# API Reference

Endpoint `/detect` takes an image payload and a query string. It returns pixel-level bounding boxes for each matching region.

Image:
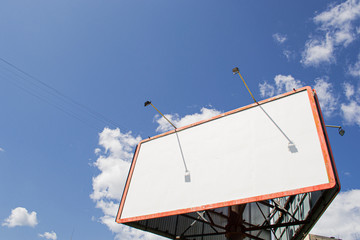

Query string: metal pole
[232,68,298,152]
[232,67,257,103]
[325,125,341,129]
[144,101,191,179]
[145,101,177,129]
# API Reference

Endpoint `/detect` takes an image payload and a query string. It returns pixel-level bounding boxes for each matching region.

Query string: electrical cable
[0,59,121,129]
[0,70,100,130]
[0,57,128,131]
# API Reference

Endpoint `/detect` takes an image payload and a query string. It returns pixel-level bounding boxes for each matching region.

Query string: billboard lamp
[326,125,345,136]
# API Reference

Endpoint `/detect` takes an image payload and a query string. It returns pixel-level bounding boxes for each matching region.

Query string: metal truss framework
[175,194,310,240]
[125,185,339,240]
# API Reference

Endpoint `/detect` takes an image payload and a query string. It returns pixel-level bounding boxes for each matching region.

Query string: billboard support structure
[116,87,340,240]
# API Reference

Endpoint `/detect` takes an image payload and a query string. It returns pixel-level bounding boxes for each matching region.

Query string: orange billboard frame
[116,86,340,225]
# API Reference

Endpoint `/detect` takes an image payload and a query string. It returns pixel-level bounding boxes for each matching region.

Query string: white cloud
[39,231,57,240]
[94,148,101,155]
[259,81,275,98]
[91,108,220,239]
[348,54,360,77]
[0,147,4,152]
[155,107,221,133]
[272,34,294,61]
[341,100,360,125]
[314,0,360,34]
[259,74,303,98]
[274,74,303,93]
[341,83,360,126]
[273,33,287,44]
[91,128,141,202]
[343,82,355,99]
[313,78,338,118]
[2,207,38,228]
[91,128,163,239]
[302,34,335,66]
[311,189,360,240]
[258,75,339,118]
[302,0,360,66]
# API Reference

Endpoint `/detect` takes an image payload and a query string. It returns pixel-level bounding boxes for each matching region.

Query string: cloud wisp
[344,82,356,99]
[302,0,360,66]
[272,33,295,61]
[2,207,38,228]
[282,49,295,61]
[273,33,287,44]
[91,108,221,239]
[39,231,57,240]
[313,77,339,118]
[341,82,360,126]
[348,54,360,77]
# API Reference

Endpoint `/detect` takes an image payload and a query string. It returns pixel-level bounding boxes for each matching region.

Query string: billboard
[116,87,339,240]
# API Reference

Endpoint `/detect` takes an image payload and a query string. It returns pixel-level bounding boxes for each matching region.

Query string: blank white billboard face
[116,87,336,223]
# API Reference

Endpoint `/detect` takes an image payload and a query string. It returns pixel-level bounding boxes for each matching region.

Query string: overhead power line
[0,57,127,131]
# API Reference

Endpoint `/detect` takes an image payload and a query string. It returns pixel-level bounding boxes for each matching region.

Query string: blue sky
[0,0,359,239]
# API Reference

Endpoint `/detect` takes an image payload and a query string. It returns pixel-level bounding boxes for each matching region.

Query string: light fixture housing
[232,67,239,74]
[338,127,345,136]
[144,101,151,107]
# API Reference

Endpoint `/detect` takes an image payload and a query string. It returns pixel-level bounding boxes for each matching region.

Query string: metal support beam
[256,202,279,240]
[244,220,309,231]
[183,231,265,240]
